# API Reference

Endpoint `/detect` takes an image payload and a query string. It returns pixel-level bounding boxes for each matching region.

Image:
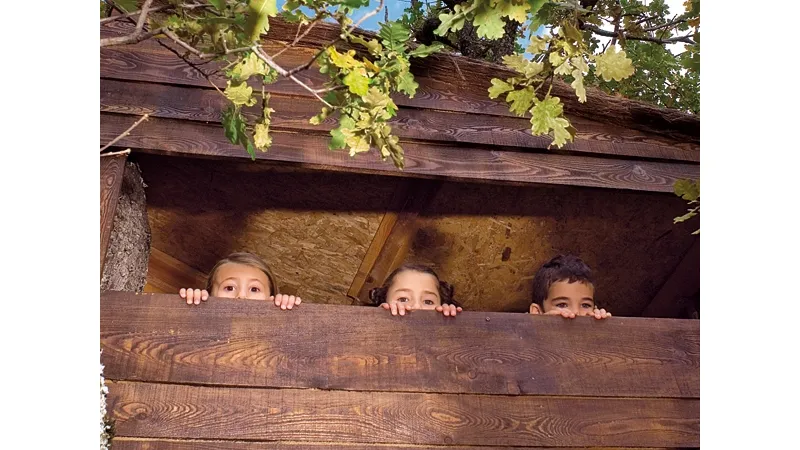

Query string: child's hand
[546,308,577,319]
[179,288,209,305]
[381,302,414,316]
[435,303,463,317]
[270,294,301,310]
[591,308,611,320]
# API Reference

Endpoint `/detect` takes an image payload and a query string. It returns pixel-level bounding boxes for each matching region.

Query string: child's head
[369,264,459,310]
[206,252,278,300]
[530,254,596,316]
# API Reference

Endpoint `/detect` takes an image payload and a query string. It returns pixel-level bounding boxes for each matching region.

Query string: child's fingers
[201,290,209,302]
[390,302,398,316]
[380,303,390,310]
[399,304,407,316]
[274,295,282,307]
[294,297,302,305]
[179,288,187,299]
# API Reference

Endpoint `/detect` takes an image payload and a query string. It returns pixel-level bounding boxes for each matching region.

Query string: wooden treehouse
[100,16,700,450]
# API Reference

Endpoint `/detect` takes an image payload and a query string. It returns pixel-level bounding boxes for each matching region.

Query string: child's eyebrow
[391,288,412,294]
[422,290,440,298]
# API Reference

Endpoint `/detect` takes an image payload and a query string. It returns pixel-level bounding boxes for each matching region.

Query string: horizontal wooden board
[101,113,699,192]
[101,292,699,398]
[107,380,699,447]
[100,75,698,162]
[100,19,699,144]
[111,437,676,450]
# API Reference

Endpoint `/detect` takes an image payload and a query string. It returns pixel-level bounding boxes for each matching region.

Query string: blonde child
[179,252,302,310]
[529,254,611,319]
[369,264,462,317]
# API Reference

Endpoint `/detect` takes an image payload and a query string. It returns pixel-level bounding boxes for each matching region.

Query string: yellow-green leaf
[526,36,549,54]
[328,48,360,70]
[595,46,635,81]
[396,71,419,97]
[549,51,564,67]
[488,78,514,99]
[554,59,572,75]
[435,3,470,36]
[343,70,369,96]
[571,69,586,103]
[497,0,529,23]
[253,121,272,149]
[570,56,589,73]
[674,179,700,201]
[506,87,535,116]
[229,52,267,82]
[245,0,277,42]
[530,95,573,148]
[502,54,543,78]
[350,36,383,55]
[224,81,257,106]
[474,6,506,39]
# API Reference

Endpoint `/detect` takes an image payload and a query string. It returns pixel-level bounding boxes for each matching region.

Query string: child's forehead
[215,263,269,281]
[548,279,594,296]
[390,270,439,291]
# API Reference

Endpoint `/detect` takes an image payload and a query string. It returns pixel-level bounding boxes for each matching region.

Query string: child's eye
[397,297,409,303]
[582,303,594,309]
[223,286,235,292]
[556,303,568,308]
[250,287,261,293]
[424,300,434,305]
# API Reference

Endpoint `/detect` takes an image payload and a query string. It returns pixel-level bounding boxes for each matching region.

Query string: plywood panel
[406,183,697,314]
[137,154,398,303]
[101,292,699,398]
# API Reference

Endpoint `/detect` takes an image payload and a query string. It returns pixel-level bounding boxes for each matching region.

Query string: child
[179,252,302,310]
[529,254,611,319]
[369,264,463,317]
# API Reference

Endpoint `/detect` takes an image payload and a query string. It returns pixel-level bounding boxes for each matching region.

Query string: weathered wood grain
[100,113,699,192]
[101,292,699,398]
[107,380,699,447]
[100,78,699,162]
[100,18,699,144]
[111,437,676,450]
[100,153,127,277]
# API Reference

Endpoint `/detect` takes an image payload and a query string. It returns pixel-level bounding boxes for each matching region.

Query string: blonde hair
[206,252,279,296]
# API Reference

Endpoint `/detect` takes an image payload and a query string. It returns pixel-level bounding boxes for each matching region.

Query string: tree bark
[101,161,151,292]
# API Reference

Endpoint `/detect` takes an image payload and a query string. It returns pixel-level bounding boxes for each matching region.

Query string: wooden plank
[112,437,675,450]
[101,292,699,398]
[348,179,441,303]
[100,113,699,193]
[107,381,699,447]
[100,19,699,144]
[100,153,127,277]
[100,78,699,162]
[143,247,208,294]
[641,238,700,318]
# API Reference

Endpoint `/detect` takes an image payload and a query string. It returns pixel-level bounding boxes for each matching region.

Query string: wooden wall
[102,292,700,449]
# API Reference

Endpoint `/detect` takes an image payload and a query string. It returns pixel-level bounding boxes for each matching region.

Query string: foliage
[673,178,699,234]
[100,0,699,172]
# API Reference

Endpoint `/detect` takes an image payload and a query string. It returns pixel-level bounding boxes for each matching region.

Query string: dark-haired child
[370,264,462,317]
[529,254,611,319]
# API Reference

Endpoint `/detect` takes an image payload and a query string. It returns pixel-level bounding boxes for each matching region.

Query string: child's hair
[531,254,593,308]
[206,252,279,296]
[368,264,460,307]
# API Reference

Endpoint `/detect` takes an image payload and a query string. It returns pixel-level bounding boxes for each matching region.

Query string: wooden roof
[100,18,700,317]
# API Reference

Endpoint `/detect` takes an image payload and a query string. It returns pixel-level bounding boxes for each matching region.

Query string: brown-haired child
[179,252,301,310]
[529,254,611,319]
[369,264,462,317]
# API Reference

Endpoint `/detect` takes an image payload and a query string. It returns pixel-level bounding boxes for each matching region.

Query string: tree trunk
[101,160,151,292]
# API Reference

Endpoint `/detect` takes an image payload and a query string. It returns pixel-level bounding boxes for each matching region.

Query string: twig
[133,0,155,36]
[155,39,225,96]
[272,18,321,59]
[100,27,165,46]
[100,114,149,152]
[642,18,687,33]
[448,55,466,82]
[285,38,341,76]
[100,4,168,24]
[349,0,385,33]
[252,46,333,108]
[100,149,132,158]
[161,28,250,59]
[313,85,347,94]
[583,23,695,45]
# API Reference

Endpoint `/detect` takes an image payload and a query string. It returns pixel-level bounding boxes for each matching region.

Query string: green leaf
[244,0,278,42]
[330,114,356,150]
[396,71,419,97]
[228,52,267,82]
[673,208,698,224]
[474,6,506,39]
[327,47,360,70]
[502,54,544,78]
[435,3,471,36]
[530,95,573,147]
[221,106,242,144]
[488,78,514,99]
[527,0,548,17]
[408,42,444,58]
[571,69,586,103]
[310,107,331,125]
[498,1,530,23]
[224,81,257,106]
[114,0,138,13]
[379,21,411,52]
[595,46,635,81]
[674,179,700,201]
[350,35,383,55]
[208,0,226,11]
[506,87,535,116]
[343,70,370,96]
[526,36,549,54]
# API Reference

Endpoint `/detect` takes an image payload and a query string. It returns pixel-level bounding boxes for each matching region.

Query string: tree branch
[100,27,165,47]
[641,18,687,33]
[252,46,333,108]
[583,23,696,45]
[285,38,341,76]
[133,0,155,36]
[272,17,322,59]
[100,4,168,24]
[349,0,385,33]
[100,114,149,152]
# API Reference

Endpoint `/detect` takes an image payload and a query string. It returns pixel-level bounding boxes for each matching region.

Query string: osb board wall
[407,183,696,315]
[139,154,696,315]
[139,154,399,303]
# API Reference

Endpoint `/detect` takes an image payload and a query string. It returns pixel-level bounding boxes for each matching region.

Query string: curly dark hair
[368,264,460,307]
[531,254,594,308]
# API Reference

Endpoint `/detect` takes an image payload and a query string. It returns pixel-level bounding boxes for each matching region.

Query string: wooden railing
[101,291,699,449]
